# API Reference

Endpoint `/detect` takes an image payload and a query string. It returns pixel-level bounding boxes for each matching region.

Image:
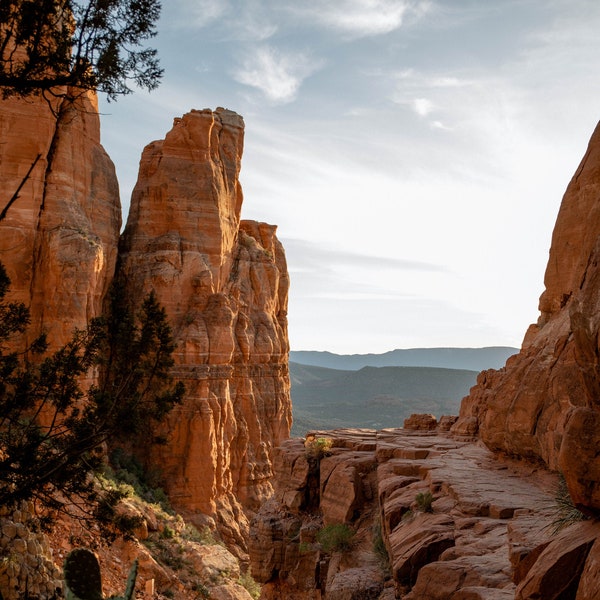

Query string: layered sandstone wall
[454,121,600,512]
[0,91,121,347]
[118,108,292,549]
[250,424,596,600]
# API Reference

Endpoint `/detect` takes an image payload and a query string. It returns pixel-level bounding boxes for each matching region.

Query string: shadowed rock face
[454,121,600,512]
[0,91,121,348]
[118,108,292,548]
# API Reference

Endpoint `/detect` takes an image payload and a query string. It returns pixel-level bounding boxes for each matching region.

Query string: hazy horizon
[98,1,600,354]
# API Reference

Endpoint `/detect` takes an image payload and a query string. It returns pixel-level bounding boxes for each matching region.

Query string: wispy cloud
[413,97,434,116]
[233,45,320,103]
[285,0,432,37]
[283,238,447,274]
[166,0,231,29]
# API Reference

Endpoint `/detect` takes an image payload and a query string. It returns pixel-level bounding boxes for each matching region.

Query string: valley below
[289,347,516,435]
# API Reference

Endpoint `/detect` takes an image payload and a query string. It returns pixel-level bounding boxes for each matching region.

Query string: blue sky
[99,0,600,353]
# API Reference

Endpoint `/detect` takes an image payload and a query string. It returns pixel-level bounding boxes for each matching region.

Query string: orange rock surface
[0,91,121,348]
[249,427,566,599]
[454,120,600,512]
[118,108,292,549]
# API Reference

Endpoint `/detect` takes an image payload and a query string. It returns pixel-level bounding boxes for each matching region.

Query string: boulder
[404,414,437,430]
[515,521,599,599]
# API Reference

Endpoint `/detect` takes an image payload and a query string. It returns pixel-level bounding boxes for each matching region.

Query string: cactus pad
[63,548,103,600]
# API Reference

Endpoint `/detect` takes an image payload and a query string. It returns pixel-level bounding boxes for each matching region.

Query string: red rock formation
[249,427,564,599]
[454,121,600,512]
[118,108,292,549]
[0,91,121,347]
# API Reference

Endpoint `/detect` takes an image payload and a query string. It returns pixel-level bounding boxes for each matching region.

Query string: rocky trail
[251,423,600,599]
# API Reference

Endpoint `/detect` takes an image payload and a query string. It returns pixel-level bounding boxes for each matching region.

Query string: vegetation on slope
[290,362,477,435]
[0,261,183,530]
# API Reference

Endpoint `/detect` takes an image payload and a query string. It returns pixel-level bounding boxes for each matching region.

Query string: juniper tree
[0,0,163,101]
[0,262,183,529]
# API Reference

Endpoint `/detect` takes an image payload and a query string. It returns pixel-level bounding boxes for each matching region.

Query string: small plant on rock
[549,473,588,534]
[316,523,355,553]
[239,570,261,599]
[305,436,333,460]
[372,518,390,571]
[415,491,434,513]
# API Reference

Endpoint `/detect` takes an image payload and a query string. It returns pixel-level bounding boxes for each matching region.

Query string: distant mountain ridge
[289,362,479,436]
[290,346,518,373]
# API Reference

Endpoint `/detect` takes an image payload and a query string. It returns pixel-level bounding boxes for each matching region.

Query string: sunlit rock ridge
[118,108,292,549]
[0,90,121,350]
[0,97,292,555]
[454,120,600,512]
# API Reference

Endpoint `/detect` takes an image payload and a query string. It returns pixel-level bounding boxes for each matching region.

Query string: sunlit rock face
[118,108,292,548]
[0,90,121,348]
[454,121,600,512]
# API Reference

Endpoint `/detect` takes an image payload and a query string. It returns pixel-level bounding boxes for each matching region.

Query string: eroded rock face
[249,427,566,599]
[454,121,600,512]
[118,108,292,549]
[0,91,121,348]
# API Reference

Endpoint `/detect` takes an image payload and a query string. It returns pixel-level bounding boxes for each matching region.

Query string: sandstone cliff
[454,121,600,513]
[250,423,599,600]
[0,91,121,348]
[118,108,292,550]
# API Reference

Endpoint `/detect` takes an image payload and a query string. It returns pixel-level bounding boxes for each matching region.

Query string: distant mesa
[290,346,518,372]
[288,346,516,436]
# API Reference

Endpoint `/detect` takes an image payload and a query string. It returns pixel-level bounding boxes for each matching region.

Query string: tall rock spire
[118,108,292,549]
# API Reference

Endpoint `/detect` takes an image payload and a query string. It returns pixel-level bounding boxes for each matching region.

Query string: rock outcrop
[250,425,596,599]
[0,91,121,348]
[454,121,600,513]
[118,108,292,550]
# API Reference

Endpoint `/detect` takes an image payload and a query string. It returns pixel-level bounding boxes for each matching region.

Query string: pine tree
[0,262,183,528]
[0,0,163,101]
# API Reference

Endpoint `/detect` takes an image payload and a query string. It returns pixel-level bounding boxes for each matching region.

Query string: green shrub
[239,570,261,599]
[305,436,333,460]
[161,524,175,539]
[415,491,434,513]
[298,541,315,554]
[372,518,389,568]
[316,523,355,553]
[108,448,173,513]
[190,581,210,598]
[549,473,588,534]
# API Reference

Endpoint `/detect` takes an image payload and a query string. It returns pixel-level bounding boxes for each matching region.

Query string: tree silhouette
[0,262,183,528]
[0,0,163,101]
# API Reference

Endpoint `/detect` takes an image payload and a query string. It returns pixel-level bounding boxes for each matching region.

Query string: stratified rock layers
[0,91,121,347]
[455,121,600,511]
[118,108,292,546]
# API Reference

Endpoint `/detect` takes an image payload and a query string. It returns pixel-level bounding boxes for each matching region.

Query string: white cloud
[413,97,434,116]
[233,46,320,103]
[430,120,451,131]
[286,0,432,37]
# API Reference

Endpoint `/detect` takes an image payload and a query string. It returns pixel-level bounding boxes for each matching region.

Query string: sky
[98,0,600,354]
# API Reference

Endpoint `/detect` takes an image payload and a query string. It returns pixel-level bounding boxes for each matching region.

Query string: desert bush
[239,570,261,599]
[415,491,434,513]
[316,523,355,553]
[305,436,333,460]
[372,518,390,570]
[549,473,588,533]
